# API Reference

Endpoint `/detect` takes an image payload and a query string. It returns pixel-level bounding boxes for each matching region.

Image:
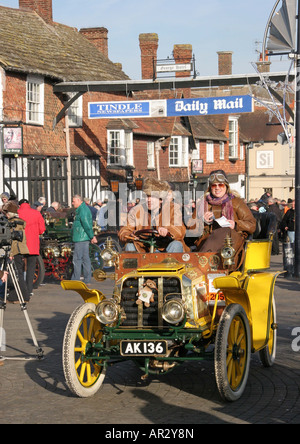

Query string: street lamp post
[294,0,300,277]
[263,0,300,278]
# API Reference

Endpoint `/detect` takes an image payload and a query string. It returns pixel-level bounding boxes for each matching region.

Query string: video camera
[0,215,24,247]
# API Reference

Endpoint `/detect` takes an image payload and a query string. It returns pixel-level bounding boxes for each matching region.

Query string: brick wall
[2,73,124,174]
[173,44,192,98]
[79,28,109,57]
[19,0,53,23]
[139,33,159,80]
[217,51,233,76]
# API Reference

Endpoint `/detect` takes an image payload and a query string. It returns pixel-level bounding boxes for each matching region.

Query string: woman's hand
[228,220,235,229]
[204,212,214,224]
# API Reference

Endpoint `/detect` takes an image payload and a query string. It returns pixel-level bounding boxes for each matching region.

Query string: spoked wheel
[259,299,277,367]
[62,303,106,398]
[33,255,45,289]
[214,304,251,402]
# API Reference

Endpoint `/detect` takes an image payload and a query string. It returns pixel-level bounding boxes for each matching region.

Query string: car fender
[61,280,105,305]
[213,271,282,352]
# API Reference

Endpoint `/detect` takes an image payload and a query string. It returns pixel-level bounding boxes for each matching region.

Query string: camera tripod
[0,248,44,362]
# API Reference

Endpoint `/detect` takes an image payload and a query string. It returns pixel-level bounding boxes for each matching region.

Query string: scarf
[205,193,235,221]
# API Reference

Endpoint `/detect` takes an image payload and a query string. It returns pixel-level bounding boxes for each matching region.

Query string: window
[264,188,273,195]
[289,143,295,169]
[125,131,133,166]
[240,143,244,161]
[147,142,155,169]
[219,142,224,160]
[206,141,214,163]
[229,117,238,159]
[26,75,44,125]
[0,69,3,122]
[169,136,188,167]
[107,130,133,167]
[68,94,83,127]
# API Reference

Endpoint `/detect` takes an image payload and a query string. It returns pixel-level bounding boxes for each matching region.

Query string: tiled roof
[0,6,129,82]
[189,115,228,141]
[131,118,191,137]
[239,109,286,142]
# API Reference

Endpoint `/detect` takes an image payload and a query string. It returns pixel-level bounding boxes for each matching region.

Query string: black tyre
[259,300,277,367]
[33,255,45,289]
[214,304,251,402]
[62,303,106,398]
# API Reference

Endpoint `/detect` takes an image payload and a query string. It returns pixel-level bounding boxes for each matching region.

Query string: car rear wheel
[214,303,251,402]
[33,255,45,289]
[259,299,277,367]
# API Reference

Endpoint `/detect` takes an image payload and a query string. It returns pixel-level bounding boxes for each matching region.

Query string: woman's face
[210,182,227,198]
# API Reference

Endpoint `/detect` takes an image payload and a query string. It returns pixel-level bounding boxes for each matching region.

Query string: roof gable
[0,6,129,82]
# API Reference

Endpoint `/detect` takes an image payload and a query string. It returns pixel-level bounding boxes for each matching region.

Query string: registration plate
[120,340,168,356]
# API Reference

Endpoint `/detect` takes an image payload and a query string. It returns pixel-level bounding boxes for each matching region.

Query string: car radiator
[121,277,182,327]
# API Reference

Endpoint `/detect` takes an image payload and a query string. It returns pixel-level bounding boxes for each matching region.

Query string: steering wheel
[133,229,173,252]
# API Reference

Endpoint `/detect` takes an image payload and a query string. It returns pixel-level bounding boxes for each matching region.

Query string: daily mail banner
[88,95,253,119]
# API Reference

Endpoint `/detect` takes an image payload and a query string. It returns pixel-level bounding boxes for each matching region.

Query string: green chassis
[81,319,215,377]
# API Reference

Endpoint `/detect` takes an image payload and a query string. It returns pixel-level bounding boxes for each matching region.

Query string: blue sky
[0,0,292,79]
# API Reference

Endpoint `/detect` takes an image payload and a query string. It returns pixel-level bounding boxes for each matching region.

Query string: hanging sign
[167,95,253,116]
[156,63,192,73]
[2,127,23,154]
[89,100,166,119]
[88,95,253,119]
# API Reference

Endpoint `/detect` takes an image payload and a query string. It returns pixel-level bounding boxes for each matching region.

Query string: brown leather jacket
[188,196,256,243]
[119,202,189,253]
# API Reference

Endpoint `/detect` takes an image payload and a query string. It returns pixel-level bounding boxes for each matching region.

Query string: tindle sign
[88,95,253,119]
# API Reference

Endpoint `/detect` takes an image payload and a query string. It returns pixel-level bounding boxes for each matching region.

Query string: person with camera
[1,201,30,303]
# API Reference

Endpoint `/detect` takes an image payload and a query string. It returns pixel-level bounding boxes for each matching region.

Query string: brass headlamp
[100,237,118,268]
[221,235,236,267]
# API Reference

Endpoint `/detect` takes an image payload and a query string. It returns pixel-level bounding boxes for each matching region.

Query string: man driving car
[119,178,188,253]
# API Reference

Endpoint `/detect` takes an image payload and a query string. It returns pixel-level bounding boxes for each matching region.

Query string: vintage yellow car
[61,232,280,402]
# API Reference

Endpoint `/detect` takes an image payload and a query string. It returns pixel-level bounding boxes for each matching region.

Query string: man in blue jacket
[71,194,97,284]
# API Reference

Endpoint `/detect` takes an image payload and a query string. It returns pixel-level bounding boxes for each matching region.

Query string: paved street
[0,253,299,425]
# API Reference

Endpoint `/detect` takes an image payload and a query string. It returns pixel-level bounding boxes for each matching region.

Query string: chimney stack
[173,44,193,98]
[19,0,53,23]
[139,33,159,80]
[256,51,271,73]
[217,51,233,76]
[80,28,109,58]
[173,44,193,78]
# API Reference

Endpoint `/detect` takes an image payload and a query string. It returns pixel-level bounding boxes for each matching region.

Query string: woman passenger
[194,170,256,257]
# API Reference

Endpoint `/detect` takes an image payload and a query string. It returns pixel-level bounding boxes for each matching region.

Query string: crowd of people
[0,174,295,304]
[0,193,103,307]
[246,194,295,255]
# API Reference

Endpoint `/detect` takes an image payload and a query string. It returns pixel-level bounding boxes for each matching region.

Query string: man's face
[72,197,82,209]
[147,195,160,212]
